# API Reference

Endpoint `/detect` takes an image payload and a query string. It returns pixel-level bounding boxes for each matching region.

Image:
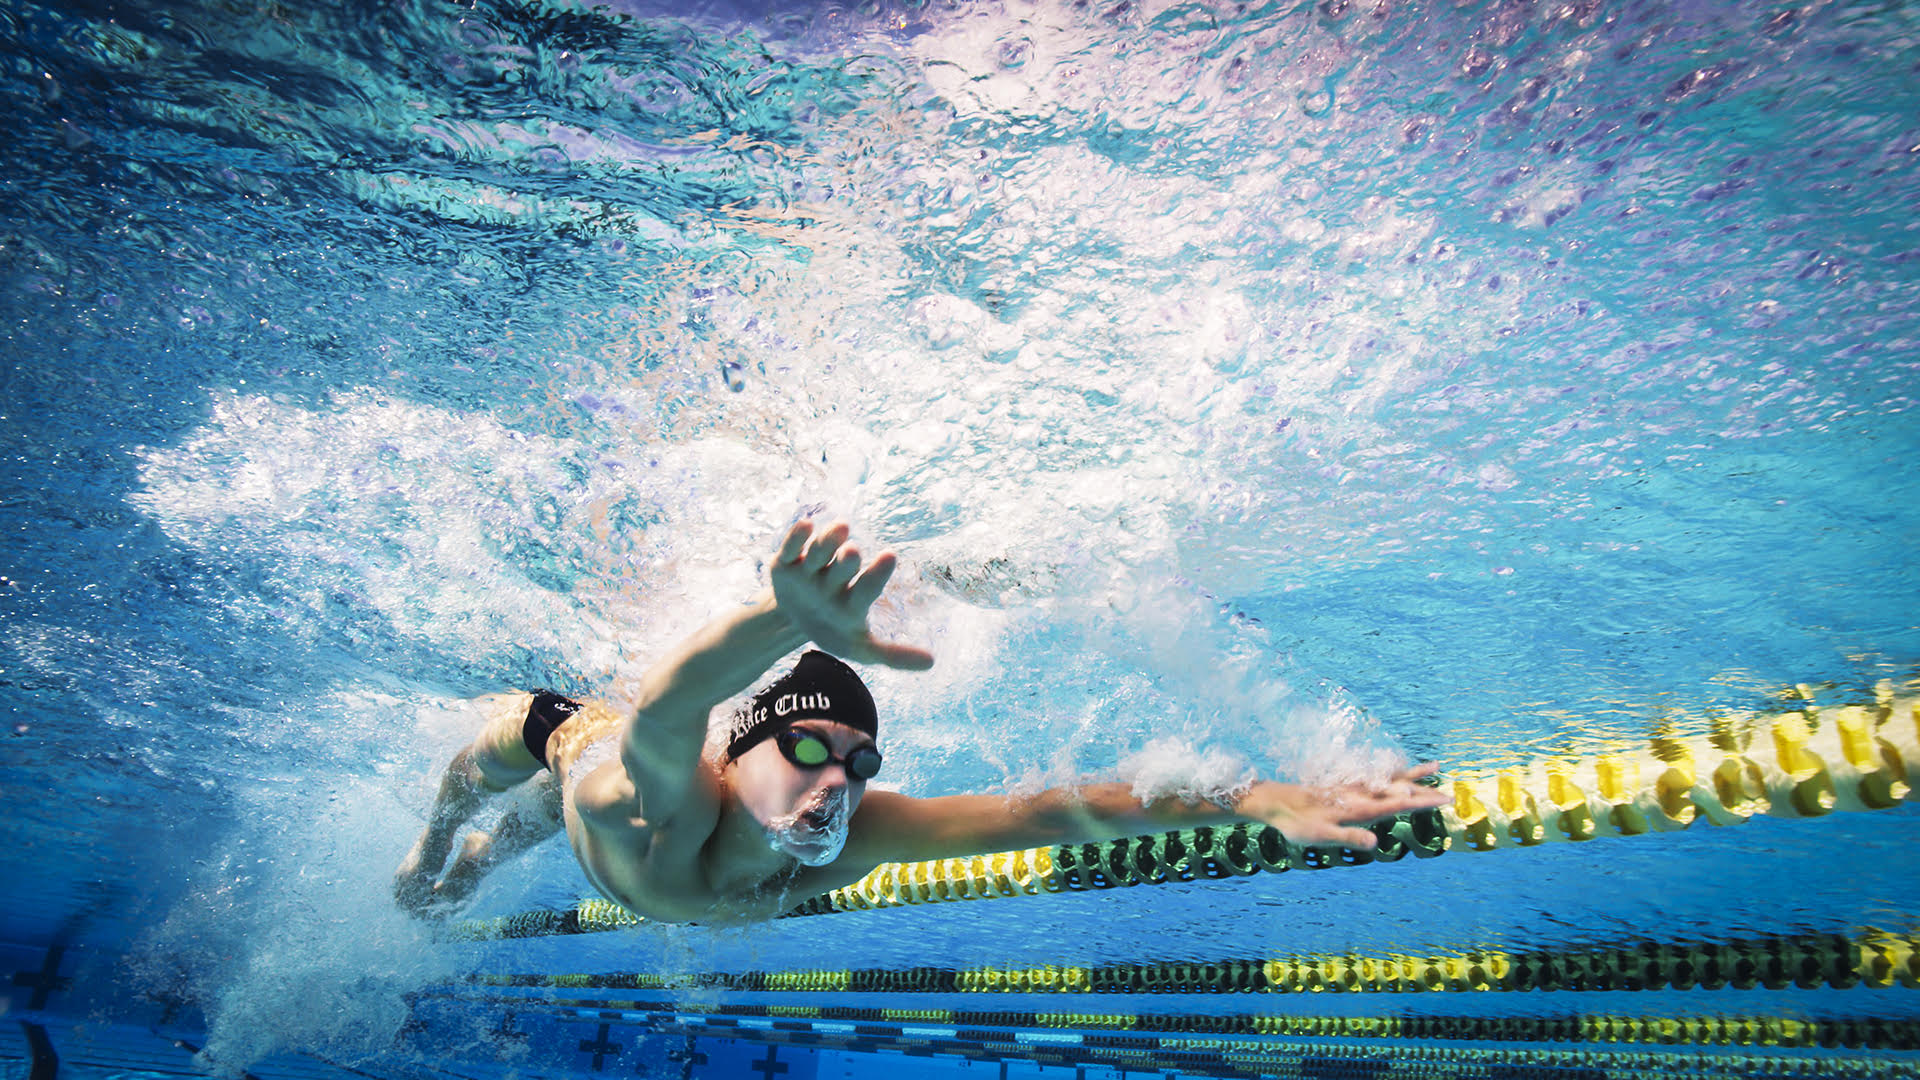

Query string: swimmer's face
[728,720,872,867]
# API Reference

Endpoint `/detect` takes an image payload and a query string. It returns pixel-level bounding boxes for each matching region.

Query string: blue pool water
[2,0,1918,1076]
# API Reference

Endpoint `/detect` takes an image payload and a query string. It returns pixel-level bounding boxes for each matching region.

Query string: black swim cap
[725,650,878,762]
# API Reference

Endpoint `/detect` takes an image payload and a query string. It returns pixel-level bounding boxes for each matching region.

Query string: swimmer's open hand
[770,519,934,672]
[1238,763,1451,849]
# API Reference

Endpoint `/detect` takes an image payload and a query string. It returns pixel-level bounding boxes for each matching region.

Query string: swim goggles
[775,726,883,780]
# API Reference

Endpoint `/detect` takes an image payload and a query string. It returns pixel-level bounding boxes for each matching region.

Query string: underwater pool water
[2,0,1918,1076]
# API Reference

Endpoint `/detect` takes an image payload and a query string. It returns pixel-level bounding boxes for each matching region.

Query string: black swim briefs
[523,690,582,769]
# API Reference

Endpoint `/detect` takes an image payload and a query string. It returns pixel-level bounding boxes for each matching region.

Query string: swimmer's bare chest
[563,757,812,925]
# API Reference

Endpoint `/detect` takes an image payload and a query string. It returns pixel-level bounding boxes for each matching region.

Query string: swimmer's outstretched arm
[842,765,1451,868]
[623,520,932,816]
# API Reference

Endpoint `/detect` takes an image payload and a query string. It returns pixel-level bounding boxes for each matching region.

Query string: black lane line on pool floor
[21,1022,58,1080]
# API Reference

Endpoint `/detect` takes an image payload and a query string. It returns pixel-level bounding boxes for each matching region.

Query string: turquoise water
[2,0,1918,1076]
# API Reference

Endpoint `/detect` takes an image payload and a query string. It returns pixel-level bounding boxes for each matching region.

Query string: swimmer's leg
[432,774,563,907]
[394,694,542,915]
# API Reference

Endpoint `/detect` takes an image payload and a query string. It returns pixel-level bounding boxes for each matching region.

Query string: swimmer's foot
[393,826,456,915]
[426,831,494,912]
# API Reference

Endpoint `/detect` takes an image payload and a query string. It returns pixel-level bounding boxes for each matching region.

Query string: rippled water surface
[2,0,1918,1066]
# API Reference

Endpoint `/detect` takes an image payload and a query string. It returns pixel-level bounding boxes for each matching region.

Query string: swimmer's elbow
[617,711,704,815]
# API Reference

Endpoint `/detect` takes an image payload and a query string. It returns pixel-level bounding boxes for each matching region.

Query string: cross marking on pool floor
[22,1022,58,1080]
[748,1044,788,1079]
[12,947,71,1010]
[578,1023,621,1070]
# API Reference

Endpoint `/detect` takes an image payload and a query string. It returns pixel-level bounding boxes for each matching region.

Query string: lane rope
[406,993,1920,1077]
[449,680,1919,939]
[419,989,1920,1051]
[463,927,1920,996]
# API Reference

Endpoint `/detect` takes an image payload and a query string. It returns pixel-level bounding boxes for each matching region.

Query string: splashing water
[4,0,1917,1064]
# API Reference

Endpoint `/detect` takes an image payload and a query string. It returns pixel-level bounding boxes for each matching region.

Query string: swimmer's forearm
[910,775,1439,859]
[631,591,807,723]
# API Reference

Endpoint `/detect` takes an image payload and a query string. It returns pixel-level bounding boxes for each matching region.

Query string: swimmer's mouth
[800,807,835,830]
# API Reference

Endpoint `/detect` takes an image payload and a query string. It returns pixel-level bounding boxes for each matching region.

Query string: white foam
[119,3,1469,991]
[1120,736,1258,809]
[134,698,464,1071]
[131,376,1396,790]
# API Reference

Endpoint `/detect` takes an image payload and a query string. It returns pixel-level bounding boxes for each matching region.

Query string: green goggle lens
[776,728,882,780]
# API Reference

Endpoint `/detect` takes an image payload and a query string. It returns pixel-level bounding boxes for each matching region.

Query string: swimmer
[393,519,1452,924]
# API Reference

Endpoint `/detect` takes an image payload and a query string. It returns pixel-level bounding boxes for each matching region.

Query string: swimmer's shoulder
[572,759,726,920]
[574,748,724,840]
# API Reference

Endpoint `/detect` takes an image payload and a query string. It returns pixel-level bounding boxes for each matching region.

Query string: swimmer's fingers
[802,520,851,572]
[823,545,862,592]
[1285,791,1450,849]
[842,553,933,669]
[1329,825,1381,851]
[775,519,813,565]
[1366,762,1445,798]
[844,550,899,610]
[1277,817,1382,850]
[857,636,935,672]
[1250,776,1448,851]
[812,632,934,671]
[1346,784,1452,820]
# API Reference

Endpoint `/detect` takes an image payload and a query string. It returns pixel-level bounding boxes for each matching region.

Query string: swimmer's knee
[443,745,521,792]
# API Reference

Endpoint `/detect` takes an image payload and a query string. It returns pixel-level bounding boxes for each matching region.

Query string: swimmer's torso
[545,701,857,924]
